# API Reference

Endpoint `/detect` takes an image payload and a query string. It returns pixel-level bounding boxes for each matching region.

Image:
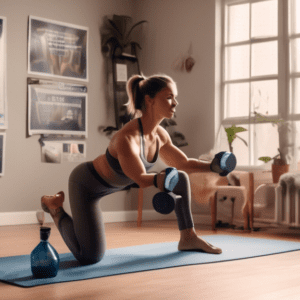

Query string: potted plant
[101,15,147,57]
[254,111,293,183]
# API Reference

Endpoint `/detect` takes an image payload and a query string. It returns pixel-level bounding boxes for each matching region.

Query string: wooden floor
[2,220,300,300]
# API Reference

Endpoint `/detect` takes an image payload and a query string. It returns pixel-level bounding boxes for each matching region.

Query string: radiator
[275,184,300,227]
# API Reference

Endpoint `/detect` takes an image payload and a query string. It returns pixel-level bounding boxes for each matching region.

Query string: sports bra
[104,118,159,187]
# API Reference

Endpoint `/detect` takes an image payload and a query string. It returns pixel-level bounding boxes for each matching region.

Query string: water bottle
[31,226,60,278]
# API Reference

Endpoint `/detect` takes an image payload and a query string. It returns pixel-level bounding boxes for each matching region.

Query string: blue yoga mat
[1,235,300,288]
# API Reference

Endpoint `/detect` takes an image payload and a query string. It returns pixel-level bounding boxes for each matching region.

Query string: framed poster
[0,133,6,176]
[0,17,7,129]
[28,79,87,136]
[28,16,88,81]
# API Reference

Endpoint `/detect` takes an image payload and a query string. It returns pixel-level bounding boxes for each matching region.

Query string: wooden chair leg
[249,172,254,230]
[211,192,218,231]
[243,210,249,231]
[137,188,143,227]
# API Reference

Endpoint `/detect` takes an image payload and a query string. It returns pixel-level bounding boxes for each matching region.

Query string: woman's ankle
[180,227,197,240]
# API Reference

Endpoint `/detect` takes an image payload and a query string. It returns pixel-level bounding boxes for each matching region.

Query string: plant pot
[272,164,290,183]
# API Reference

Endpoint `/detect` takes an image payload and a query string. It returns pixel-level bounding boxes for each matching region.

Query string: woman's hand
[155,170,167,192]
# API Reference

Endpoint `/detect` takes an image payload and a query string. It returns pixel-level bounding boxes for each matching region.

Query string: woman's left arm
[159,130,211,174]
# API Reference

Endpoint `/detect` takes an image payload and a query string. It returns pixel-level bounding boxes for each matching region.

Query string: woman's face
[152,82,178,118]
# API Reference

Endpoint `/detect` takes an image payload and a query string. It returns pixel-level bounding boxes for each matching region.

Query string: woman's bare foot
[41,191,65,221]
[178,228,222,254]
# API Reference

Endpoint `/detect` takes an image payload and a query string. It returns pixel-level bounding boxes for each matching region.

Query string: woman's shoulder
[157,125,171,146]
[119,119,139,138]
[109,120,139,150]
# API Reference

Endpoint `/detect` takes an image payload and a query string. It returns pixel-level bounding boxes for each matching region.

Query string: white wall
[133,0,217,159]
[132,0,217,214]
[0,0,135,215]
[0,0,218,221]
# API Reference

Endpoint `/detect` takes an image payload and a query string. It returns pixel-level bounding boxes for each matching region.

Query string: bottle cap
[40,226,51,241]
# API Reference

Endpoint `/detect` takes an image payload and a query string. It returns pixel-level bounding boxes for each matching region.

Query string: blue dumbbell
[153,167,182,215]
[210,151,237,176]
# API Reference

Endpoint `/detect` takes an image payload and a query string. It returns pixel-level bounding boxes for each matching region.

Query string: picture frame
[28,79,88,136]
[28,16,88,81]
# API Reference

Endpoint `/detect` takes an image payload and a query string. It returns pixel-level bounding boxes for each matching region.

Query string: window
[219,0,300,167]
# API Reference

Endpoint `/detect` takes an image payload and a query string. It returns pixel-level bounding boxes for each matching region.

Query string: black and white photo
[28,16,88,81]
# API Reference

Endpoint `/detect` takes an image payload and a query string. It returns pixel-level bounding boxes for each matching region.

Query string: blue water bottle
[31,226,60,278]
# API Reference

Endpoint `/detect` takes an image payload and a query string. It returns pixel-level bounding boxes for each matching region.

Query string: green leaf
[233,127,247,136]
[258,156,272,163]
[225,127,235,144]
[225,125,247,144]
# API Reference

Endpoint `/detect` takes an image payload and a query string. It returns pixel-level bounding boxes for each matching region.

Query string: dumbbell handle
[154,167,179,192]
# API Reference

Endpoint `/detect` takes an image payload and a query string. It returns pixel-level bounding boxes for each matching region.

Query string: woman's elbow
[135,174,155,189]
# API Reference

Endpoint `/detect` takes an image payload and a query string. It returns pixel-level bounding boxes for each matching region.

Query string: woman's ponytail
[125,73,175,118]
[125,75,145,118]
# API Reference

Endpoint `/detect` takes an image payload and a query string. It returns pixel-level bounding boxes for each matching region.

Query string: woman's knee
[78,251,105,265]
[173,170,191,196]
[178,170,190,184]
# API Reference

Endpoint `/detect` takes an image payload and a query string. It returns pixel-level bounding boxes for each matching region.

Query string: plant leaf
[108,19,123,39]
[130,41,142,50]
[101,36,119,47]
[233,126,247,134]
[225,125,247,144]
[258,156,272,163]
[125,20,148,42]
[225,127,235,144]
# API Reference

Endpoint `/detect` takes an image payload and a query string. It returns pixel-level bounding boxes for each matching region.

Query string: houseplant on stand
[254,112,293,183]
[101,14,147,58]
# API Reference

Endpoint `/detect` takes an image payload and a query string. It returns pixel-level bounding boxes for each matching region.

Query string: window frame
[218,0,293,165]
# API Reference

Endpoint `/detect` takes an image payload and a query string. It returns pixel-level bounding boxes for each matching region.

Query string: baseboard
[0,211,54,226]
[0,210,212,227]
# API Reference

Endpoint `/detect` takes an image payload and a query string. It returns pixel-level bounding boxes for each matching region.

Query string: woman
[42,74,224,266]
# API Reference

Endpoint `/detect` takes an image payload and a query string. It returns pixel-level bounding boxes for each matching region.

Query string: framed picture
[41,140,86,164]
[0,17,7,129]
[0,132,6,176]
[28,16,88,81]
[62,140,86,162]
[28,79,87,136]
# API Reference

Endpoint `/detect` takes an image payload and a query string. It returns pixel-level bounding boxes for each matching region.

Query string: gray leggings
[57,162,194,265]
